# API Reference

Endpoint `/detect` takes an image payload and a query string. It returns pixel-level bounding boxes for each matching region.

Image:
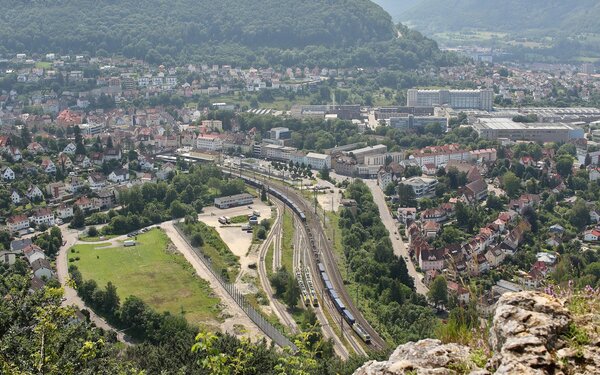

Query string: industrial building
[407,89,494,111]
[214,193,254,209]
[472,118,585,143]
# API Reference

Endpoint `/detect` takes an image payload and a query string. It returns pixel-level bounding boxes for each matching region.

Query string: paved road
[55,225,131,344]
[365,180,429,295]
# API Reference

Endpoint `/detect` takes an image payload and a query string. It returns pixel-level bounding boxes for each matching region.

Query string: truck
[224,216,231,224]
[218,217,227,225]
[124,240,136,247]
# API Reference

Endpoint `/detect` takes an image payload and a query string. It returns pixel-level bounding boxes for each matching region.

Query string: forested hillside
[0,0,453,67]
[402,0,600,35]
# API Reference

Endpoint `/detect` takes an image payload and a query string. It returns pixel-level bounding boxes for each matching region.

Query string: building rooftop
[475,118,578,130]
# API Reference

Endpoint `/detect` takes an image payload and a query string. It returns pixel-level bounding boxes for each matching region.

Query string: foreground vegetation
[70,229,221,328]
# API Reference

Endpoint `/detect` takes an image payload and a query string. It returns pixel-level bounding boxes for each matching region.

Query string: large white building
[214,193,254,209]
[401,176,438,198]
[407,89,494,111]
[196,134,223,151]
[472,118,585,143]
[305,152,331,170]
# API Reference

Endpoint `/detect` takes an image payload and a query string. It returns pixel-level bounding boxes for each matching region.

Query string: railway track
[257,202,298,334]
[230,168,387,351]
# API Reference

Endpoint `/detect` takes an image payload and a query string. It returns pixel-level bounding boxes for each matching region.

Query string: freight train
[239,174,371,344]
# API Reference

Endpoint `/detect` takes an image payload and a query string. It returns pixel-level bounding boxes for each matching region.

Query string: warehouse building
[472,118,585,143]
[214,193,254,209]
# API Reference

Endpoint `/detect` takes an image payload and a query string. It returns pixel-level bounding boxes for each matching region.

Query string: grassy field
[281,209,294,272]
[70,229,221,328]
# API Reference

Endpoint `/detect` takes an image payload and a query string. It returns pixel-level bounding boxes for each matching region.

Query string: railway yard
[235,170,389,356]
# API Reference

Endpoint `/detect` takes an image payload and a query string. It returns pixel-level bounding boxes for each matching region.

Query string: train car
[311,293,319,307]
[343,309,355,325]
[333,298,346,313]
[317,263,326,273]
[299,212,306,222]
[329,289,339,300]
[352,323,371,343]
[324,280,333,291]
[321,272,329,282]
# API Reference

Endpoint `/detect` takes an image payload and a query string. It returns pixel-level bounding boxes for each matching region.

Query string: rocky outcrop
[353,291,600,375]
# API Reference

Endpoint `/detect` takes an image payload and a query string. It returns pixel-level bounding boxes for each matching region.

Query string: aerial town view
[2,1,600,374]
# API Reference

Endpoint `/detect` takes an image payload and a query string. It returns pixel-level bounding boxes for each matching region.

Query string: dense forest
[0,0,456,68]
[402,0,600,36]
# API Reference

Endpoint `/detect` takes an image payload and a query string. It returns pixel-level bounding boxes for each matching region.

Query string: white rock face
[353,291,600,375]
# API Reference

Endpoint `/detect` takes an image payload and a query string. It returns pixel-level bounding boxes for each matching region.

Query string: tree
[70,205,85,228]
[284,275,301,309]
[384,182,397,196]
[191,233,204,247]
[269,267,289,297]
[74,125,86,155]
[569,199,590,230]
[556,156,574,177]
[427,276,448,309]
[256,227,266,240]
[103,282,120,315]
[318,166,330,181]
[502,171,521,198]
[87,226,99,237]
[397,183,416,207]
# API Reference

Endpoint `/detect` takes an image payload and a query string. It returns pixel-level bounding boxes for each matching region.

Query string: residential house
[30,207,55,227]
[0,251,18,265]
[75,154,92,168]
[461,178,488,203]
[31,258,53,280]
[421,208,447,223]
[56,153,73,170]
[7,146,22,161]
[592,210,600,224]
[23,244,46,264]
[62,142,77,155]
[157,162,176,180]
[27,142,46,154]
[419,247,445,272]
[25,185,44,201]
[65,176,85,193]
[7,214,30,233]
[75,196,97,212]
[88,173,107,190]
[55,203,73,219]
[397,207,417,225]
[584,229,600,242]
[103,148,122,161]
[423,220,441,239]
[447,281,470,304]
[46,182,68,200]
[108,168,129,183]
[40,158,56,173]
[10,238,32,252]
[484,246,506,268]
[501,220,532,254]
[11,190,21,205]
[401,176,438,198]
[2,166,15,180]
[95,189,116,209]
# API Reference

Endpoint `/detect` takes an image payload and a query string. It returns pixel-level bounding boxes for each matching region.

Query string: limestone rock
[353,339,488,375]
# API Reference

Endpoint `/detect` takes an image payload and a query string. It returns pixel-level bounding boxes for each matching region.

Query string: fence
[173,222,297,351]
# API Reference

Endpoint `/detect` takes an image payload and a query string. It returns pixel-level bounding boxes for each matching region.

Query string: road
[365,180,428,295]
[55,224,132,344]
